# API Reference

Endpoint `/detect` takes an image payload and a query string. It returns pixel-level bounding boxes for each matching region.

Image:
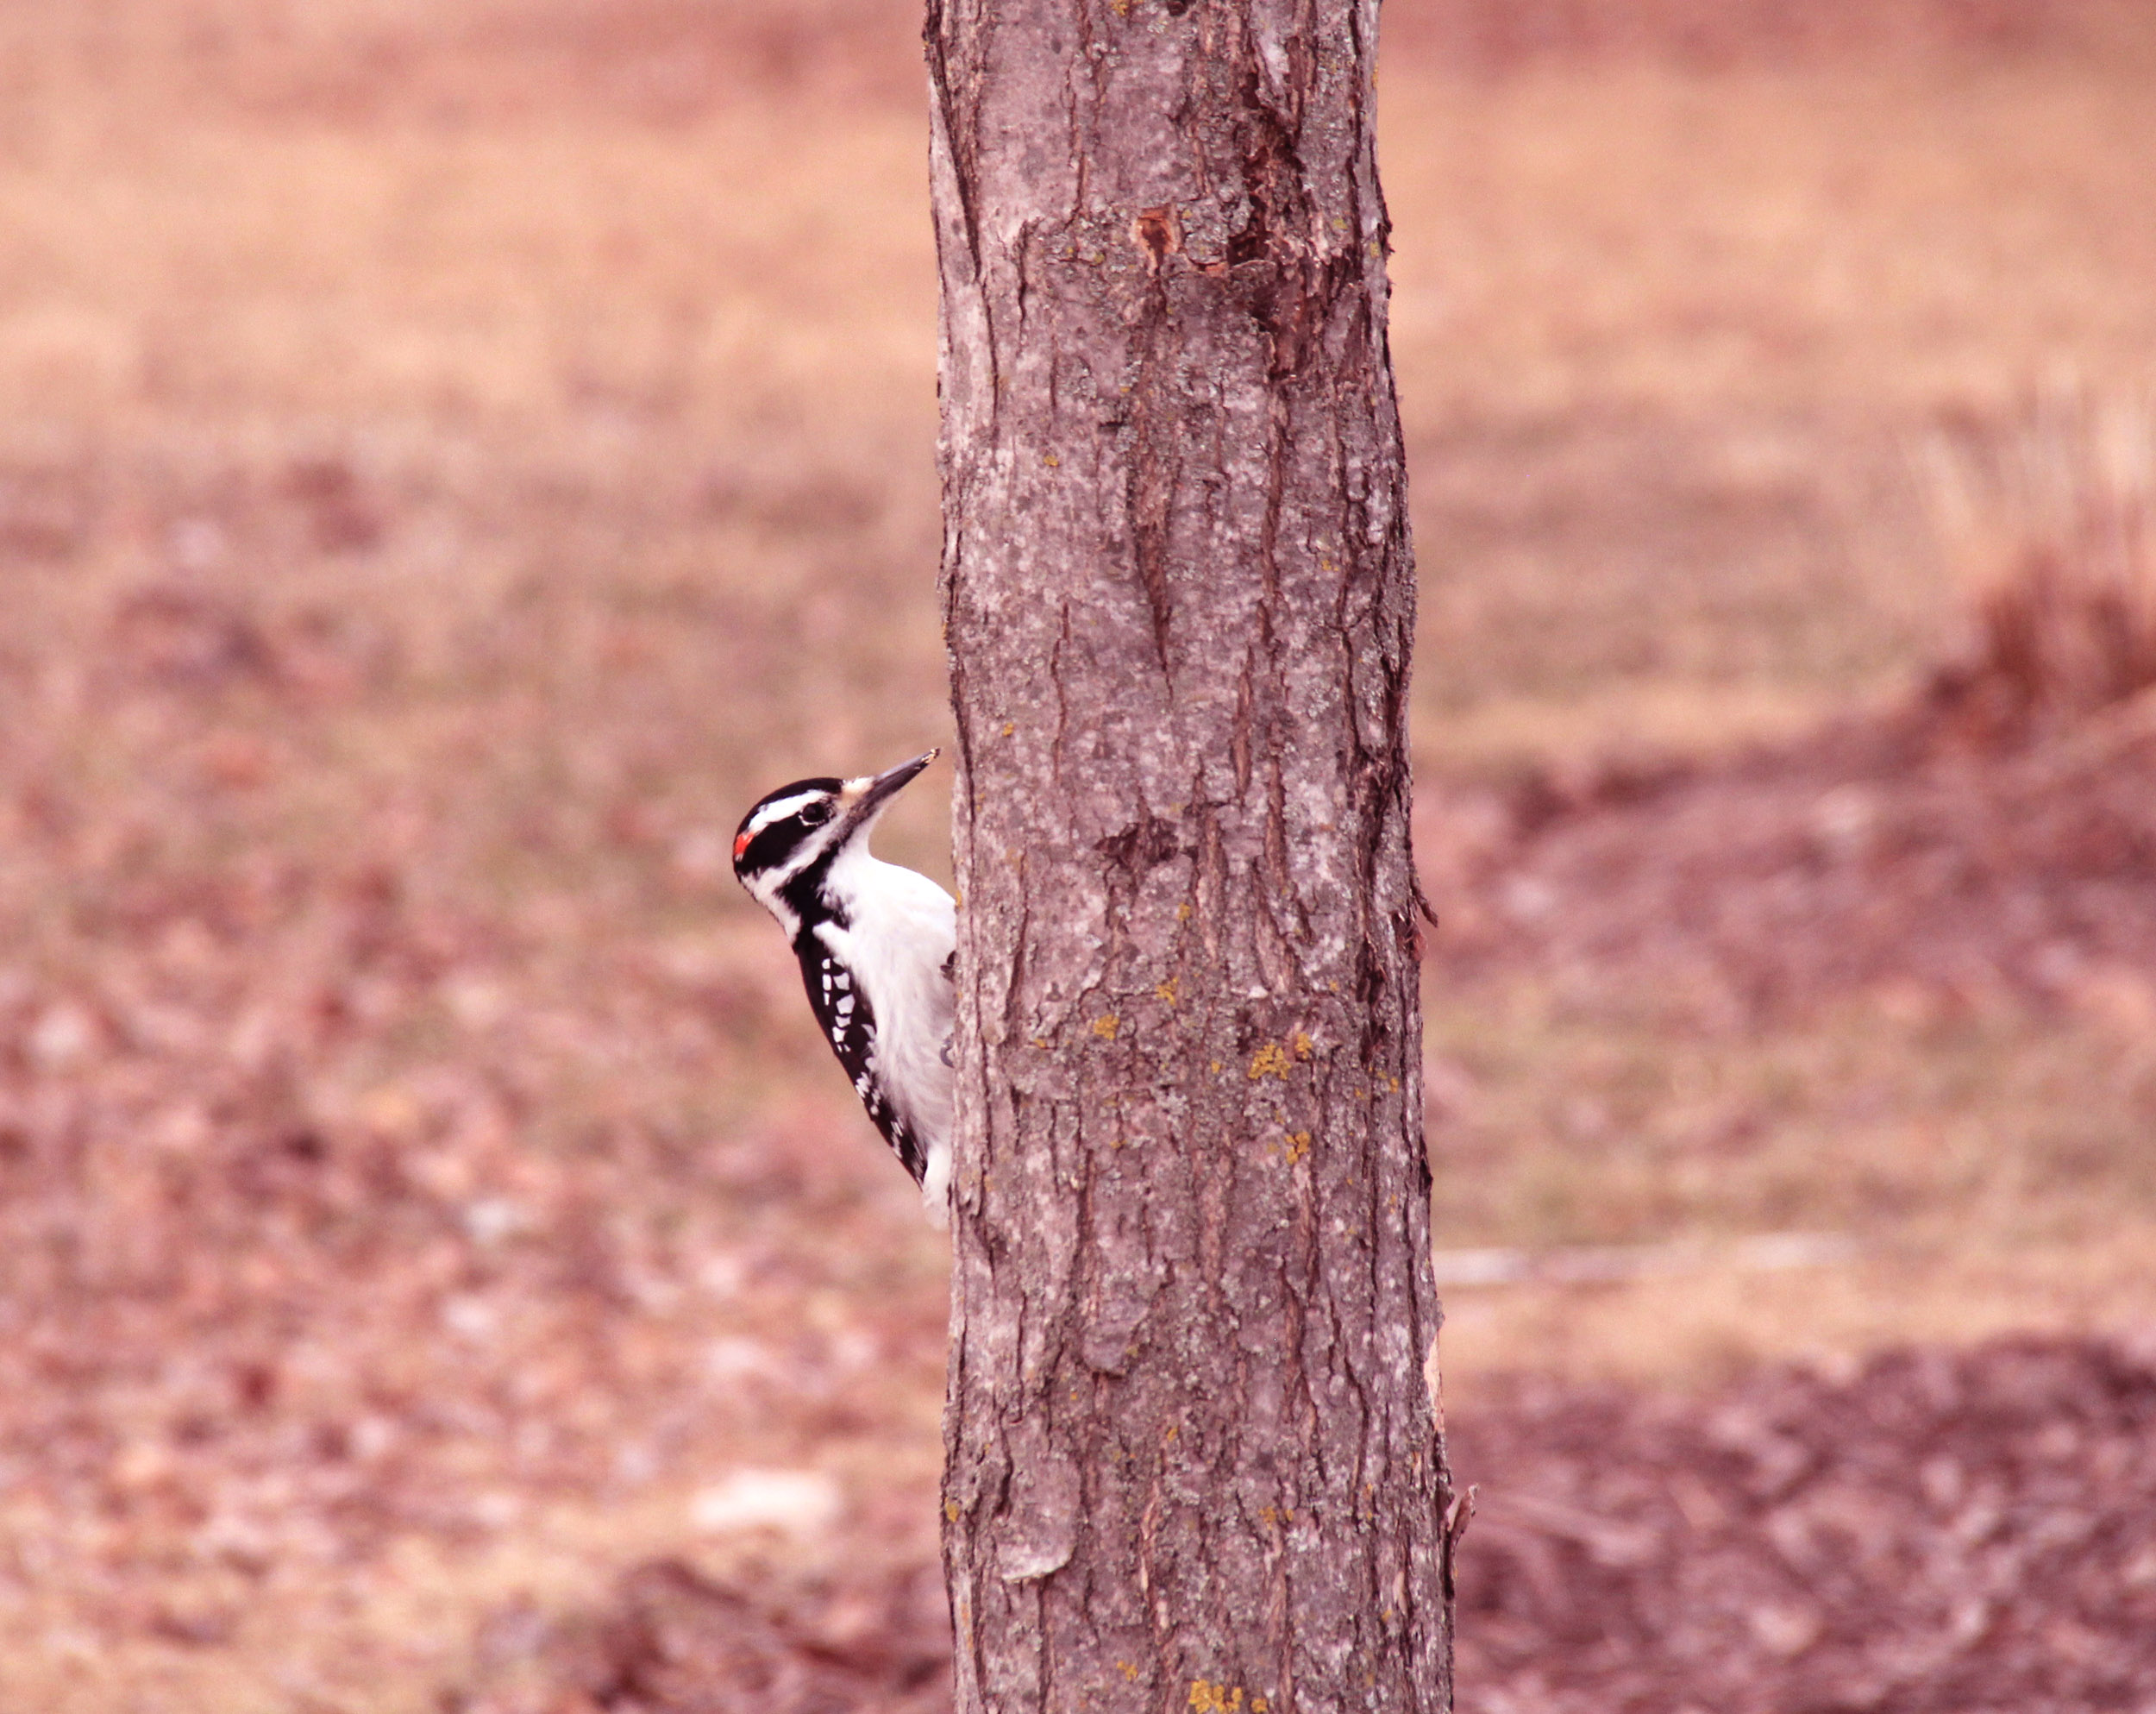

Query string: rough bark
[928,3,1451,1712]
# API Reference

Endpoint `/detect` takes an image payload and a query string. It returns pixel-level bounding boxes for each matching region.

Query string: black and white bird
[731,751,956,1223]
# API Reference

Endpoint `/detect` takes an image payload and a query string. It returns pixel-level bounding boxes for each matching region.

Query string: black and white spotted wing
[796,940,928,1186]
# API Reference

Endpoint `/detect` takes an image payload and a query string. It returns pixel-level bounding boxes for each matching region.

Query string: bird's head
[732,750,939,931]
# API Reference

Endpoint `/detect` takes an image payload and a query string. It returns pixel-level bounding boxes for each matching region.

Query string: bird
[731,750,956,1223]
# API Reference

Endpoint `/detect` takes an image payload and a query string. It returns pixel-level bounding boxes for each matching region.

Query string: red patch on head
[734,830,752,862]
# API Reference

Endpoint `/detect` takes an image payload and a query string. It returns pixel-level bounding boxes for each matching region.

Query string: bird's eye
[799,801,833,827]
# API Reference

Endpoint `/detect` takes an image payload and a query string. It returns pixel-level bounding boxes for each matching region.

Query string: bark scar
[1441,1485,1477,1600]
[1131,204,1181,275]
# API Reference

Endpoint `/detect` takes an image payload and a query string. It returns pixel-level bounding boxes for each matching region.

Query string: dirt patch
[454,1557,951,1714]
[1451,1334,2156,1713]
[1426,694,2156,1020]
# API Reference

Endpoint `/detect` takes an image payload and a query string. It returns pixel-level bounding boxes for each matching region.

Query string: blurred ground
[1452,1334,2156,1714]
[449,1332,2156,1714]
[3,2,2155,1710]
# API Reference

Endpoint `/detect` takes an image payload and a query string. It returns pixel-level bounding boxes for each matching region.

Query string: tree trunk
[928,4,1451,1711]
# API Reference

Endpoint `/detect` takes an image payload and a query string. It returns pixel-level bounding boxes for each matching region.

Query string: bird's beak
[837,749,939,835]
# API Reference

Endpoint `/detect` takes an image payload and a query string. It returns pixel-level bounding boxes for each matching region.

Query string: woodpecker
[731,750,956,1223]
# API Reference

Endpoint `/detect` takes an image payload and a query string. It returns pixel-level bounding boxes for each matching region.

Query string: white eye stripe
[745,792,824,838]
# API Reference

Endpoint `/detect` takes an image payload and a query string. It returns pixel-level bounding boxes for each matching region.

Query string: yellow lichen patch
[1043,451,1061,468]
[1001,721,1015,737]
[944,1499,962,1523]
[1189,1682,1263,1713]
[1033,1036,1050,1050]
[1210,1059,1224,1074]
[1118,1661,1139,1682]
[1156,977,1179,1007]
[1176,901,1194,922]
[1292,1031,1314,1058]
[1248,1043,1293,1081]
[1093,1014,1119,1041]
[1284,1132,1311,1165]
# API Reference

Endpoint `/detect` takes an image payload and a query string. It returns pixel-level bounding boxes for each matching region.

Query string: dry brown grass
[1923,389,2156,741]
[1382,51,2156,772]
[3,3,2156,1708]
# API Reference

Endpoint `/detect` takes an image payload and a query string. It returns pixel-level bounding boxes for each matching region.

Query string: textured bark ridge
[928,3,1451,1711]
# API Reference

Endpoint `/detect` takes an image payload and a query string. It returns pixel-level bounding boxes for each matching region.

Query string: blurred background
[3,2,2154,1710]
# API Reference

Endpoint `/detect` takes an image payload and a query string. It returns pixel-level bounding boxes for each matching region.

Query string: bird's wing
[797,940,928,1186]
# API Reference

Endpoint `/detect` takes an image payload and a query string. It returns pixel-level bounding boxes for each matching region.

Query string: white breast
[814,849,956,1219]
